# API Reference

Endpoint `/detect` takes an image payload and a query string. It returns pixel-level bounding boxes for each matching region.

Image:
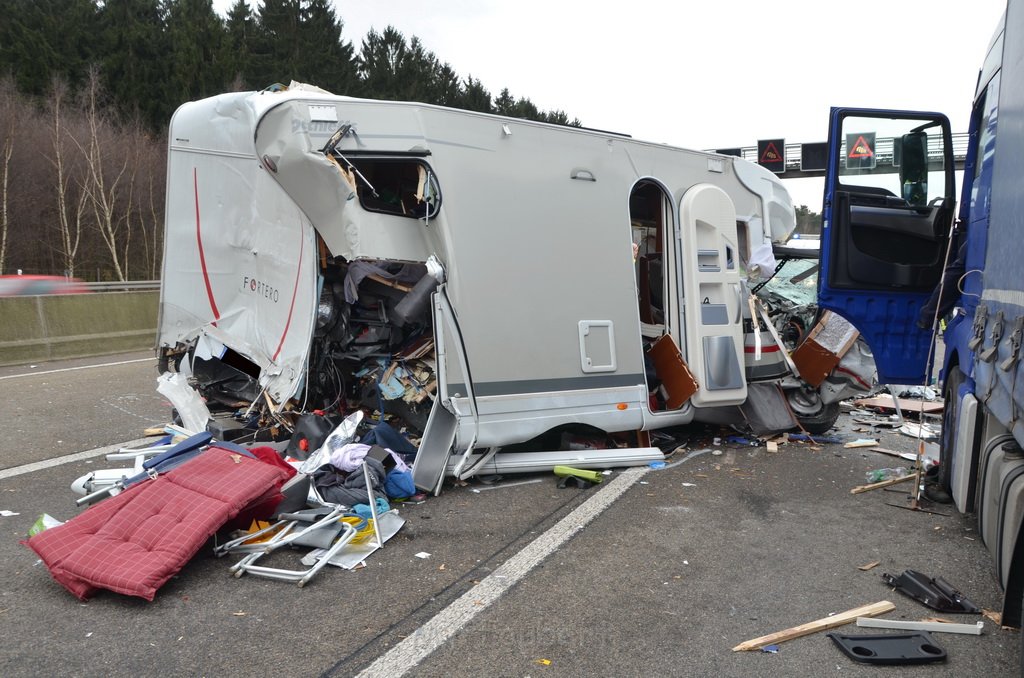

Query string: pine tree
[165,0,228,107]
[459,76,492,113]
[298,0,358,95]
[430,62,461,107]
[251,0,302,89]
[358,26,409,101]
[223,0,256,89]
[98,0,171,127]
[0,0,100,96]
[493,88,515,116]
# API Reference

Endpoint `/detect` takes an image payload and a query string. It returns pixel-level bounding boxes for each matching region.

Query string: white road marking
[355,466,649,678]
[0,357,154,381]
[0,438,155,480]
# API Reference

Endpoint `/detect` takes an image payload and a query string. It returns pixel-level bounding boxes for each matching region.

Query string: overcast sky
[215,0,1007,208]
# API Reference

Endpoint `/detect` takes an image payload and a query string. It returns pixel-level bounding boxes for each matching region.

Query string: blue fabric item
[361,421,417,456]
[121,431,213,488]
[384,469,416,499]
[352,497,390,520]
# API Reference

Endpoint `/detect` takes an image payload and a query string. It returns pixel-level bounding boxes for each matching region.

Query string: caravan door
[819,108,956,384]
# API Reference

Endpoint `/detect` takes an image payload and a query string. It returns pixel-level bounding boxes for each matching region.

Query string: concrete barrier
[0,291,158,366]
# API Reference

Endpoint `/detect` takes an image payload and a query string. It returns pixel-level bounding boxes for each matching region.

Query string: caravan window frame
[340,155,442,220]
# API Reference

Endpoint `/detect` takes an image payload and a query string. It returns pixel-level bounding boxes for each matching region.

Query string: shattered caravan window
[346,158,441,219]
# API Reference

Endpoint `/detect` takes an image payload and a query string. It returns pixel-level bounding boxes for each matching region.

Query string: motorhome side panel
[420,113,656,445]
[620,146,753,406]
[159,97,319,404]
[417,110,646,396]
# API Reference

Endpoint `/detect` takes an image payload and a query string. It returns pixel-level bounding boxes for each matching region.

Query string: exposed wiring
[915,217,963,503]
[959,269,983,298]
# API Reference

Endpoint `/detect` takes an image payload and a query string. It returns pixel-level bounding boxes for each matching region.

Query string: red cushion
[26,448,290,601]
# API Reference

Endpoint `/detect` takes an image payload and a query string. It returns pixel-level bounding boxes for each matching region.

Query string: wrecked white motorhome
[157,84,874,493]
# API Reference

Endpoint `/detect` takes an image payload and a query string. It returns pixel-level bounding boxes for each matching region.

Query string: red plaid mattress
[26,447,291,601]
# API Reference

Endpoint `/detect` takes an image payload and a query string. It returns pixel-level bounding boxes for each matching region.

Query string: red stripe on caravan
[833,365,872,390]
[272,229,304,362]
[744,344,781,353]
[194,168,220,325]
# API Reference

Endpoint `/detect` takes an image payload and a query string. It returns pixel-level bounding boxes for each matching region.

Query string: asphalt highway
[0,354,1018,677]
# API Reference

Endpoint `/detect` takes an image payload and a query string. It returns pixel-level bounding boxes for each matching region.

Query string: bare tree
[142,139,165,279]
[46,77,87,277]
[76,68,131,281]
[117,129,140,280]
[0,75,21,275]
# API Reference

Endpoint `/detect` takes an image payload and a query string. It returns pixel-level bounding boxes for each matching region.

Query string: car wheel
[796,402,841,435]
[938,367,963,492]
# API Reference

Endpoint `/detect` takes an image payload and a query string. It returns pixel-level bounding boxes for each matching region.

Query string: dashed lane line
[0,357,154,381]
[353,465,649,678]
[0,438,154,480]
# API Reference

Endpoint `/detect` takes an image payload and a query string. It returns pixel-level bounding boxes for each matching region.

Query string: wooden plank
[367,273,413,292]
[646,334,699,409]
[412,380,438,403]
[732,600,895,651]
[850,474,914,494]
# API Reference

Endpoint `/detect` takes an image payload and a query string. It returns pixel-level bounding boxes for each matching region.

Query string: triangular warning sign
[848,135,874,159]
[759,142,783,163]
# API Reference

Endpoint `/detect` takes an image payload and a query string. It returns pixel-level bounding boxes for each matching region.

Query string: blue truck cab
[819,1,1024,628]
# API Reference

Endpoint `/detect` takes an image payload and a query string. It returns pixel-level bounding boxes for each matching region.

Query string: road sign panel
[757,139,785,173]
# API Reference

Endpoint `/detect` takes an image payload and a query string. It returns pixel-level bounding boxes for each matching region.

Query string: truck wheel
[796,402,841,435]
[938,367,963,493]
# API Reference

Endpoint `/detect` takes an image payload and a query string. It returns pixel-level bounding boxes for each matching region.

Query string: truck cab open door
[819,108,956,384]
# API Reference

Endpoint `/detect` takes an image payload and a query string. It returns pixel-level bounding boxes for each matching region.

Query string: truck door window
[824,110,954,291]
[837,115,950,207]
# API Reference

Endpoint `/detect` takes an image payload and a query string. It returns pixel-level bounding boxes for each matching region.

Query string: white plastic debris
[156,372,211,434]
[899,423,940,440]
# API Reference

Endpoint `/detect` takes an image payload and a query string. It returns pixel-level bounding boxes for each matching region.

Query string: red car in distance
[0,275,90,297]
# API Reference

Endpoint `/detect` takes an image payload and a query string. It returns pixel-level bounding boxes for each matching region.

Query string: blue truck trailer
[818,0,1024,630]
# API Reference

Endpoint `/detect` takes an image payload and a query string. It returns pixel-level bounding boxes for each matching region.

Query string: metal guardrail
[85,280,161,292]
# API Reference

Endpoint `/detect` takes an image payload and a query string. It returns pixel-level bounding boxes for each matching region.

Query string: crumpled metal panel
[158,92,318,404]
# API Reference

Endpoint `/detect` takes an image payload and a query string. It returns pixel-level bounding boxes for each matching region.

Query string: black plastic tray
[828,631,947,665]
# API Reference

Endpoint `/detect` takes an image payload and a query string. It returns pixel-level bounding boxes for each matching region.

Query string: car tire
[938,367,963,493]
[796,402,841,435]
